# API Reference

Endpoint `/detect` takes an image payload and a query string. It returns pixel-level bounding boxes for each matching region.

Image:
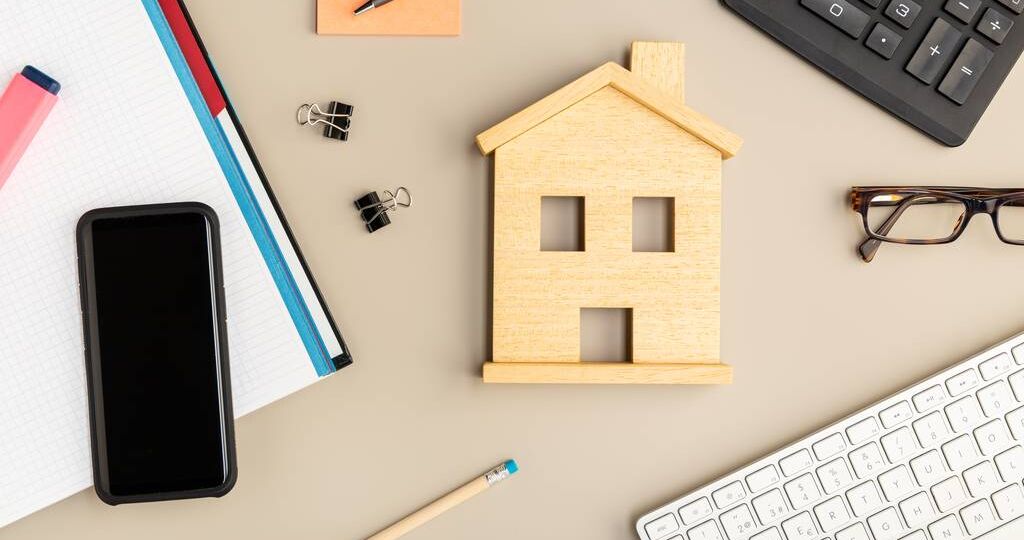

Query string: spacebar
[801,0,871,38]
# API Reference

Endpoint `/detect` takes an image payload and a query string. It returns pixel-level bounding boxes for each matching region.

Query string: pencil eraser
[504,459,519,475]
[0,65,60,188]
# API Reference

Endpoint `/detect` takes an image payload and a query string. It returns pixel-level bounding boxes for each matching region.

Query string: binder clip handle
[297,101,354,141]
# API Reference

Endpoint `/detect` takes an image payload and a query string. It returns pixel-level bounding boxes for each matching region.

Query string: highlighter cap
[21,65,60,95]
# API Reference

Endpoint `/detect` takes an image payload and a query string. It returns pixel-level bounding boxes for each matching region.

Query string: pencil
[366,460,519,540]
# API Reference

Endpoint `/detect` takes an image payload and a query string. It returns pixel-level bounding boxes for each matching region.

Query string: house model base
[476,42,742,385]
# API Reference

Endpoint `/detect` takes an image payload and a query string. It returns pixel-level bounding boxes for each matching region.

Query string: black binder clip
[354,187,411,233]
[296,101,354,141]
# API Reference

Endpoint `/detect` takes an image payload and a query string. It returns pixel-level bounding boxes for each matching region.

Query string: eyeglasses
[850,187,1024,262]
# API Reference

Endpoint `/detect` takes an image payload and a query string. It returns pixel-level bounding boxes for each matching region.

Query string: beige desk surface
[7,0,1024,538]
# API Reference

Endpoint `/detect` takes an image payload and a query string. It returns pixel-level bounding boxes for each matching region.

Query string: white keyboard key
[878,466,916,502]
[946,369,980,397]
[813,433,848,461]
[784,473,821,510]
[898,531,927,540]
[913,385,948,413]
[680,498,714,525]
[881,427,918,462]
[992,483,1024,520]
[645,513,680,539]
[779,450,813,478]
[749,527,782,540]
[898,491,936,529]
[847,417,881,445]
[927,514,967,540]
[931,476,968,513]
[867,507,905,540]
[977,380,1016,418]
[995,445,1024,482]
[813,496,850,532]
[962,461,999,497]
[781,512,818,539]
[980,353,1014,381]
[686,520,724,540]
[909,450,947,487]
[746,465,781,493]
[1015,343,1024,364]
[718,504,756,540]
[911,412,949,448]
[849,443,886,479]
[944,396,983,433]
[847,481,883,517]
[975,419,1012,456]
[1007,406,1024,441]
[817,458,854,495]
[958,499,996,536]
[835,522,870,540]
[941,435,980,471]
[1009,370,1024,401]
[751,489,789,525]
[880,401,915,429]
[712,482,746,509]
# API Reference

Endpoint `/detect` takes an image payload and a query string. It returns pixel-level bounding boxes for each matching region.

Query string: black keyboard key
[939,39,995,104]
[997,0,1023,15]
[866,23,904,58]
[801,0,871,38]
[945,0,983,24]
[885,0,923,28]
[907,19,963,84]
[978,8,1014,44]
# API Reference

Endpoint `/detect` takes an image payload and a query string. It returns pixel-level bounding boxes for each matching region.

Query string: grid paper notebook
[0,0,345,527]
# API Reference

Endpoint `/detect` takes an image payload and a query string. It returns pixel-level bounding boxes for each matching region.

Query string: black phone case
[76,202,237,505]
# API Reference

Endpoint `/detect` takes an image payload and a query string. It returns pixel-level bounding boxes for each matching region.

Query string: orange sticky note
[316,0,461,36]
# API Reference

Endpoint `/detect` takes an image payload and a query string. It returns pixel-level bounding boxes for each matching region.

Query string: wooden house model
[475,42,743,384]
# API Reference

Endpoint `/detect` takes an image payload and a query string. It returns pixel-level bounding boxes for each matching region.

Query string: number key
[801,0,871,38]
[719,504,757,540]
[886,0,922,28]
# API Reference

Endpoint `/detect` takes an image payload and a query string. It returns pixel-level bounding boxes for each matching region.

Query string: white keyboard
[637,333,1024,540]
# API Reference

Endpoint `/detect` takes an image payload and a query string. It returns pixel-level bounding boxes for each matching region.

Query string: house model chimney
[630,41,685,104]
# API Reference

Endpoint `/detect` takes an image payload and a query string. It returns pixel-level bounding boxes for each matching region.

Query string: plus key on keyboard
[907,18,964,84]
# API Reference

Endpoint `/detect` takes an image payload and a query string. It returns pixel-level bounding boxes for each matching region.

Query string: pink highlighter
[0,65,60,189]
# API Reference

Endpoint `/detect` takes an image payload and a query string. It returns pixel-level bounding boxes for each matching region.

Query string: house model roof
[475,60,743,159]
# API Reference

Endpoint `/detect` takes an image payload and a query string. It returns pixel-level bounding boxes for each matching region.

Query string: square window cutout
[633,197,674,252]
[580,308,632,362]
[541,196,584,252]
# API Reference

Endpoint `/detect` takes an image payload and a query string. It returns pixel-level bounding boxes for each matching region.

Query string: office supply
[297,101,354,141]
[851,186,1024,262]
[317,0,460,36]
[637,331,1024,540]
[0,0,351,528]
[354,0,396,16]
[0,66,60,190]
[722,0,1024,146]
[366,460,519,540]
[355,187,411,233]
[475,41,741,384]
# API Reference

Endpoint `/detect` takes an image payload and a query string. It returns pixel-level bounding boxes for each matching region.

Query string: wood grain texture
[475,62,741,158]
[482,362,733,384]
[630,41,685,103]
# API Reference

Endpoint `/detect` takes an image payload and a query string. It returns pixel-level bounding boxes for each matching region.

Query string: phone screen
[86,211,228,497]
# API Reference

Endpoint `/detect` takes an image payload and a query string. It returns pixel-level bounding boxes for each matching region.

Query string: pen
[0,66,60,190]
[366,460,519,540]
[354,0,395,15]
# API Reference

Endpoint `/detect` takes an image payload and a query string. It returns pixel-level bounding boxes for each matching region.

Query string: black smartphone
[76,203,236,505]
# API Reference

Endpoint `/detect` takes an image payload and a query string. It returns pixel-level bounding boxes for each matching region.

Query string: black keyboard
[723,0,1023,145]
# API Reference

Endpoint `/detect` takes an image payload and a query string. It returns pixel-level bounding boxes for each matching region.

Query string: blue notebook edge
[141,0,346,377]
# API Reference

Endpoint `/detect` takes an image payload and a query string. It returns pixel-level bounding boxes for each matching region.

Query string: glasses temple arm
[857,197,916,263]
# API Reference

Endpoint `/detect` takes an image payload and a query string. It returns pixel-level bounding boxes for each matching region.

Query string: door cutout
[580,308,632,362]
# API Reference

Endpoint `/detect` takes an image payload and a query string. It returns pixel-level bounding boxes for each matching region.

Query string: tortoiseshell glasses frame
[850,187,1024,263]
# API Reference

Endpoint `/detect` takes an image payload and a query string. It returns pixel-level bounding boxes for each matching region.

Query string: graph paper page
[0,0,318,527]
